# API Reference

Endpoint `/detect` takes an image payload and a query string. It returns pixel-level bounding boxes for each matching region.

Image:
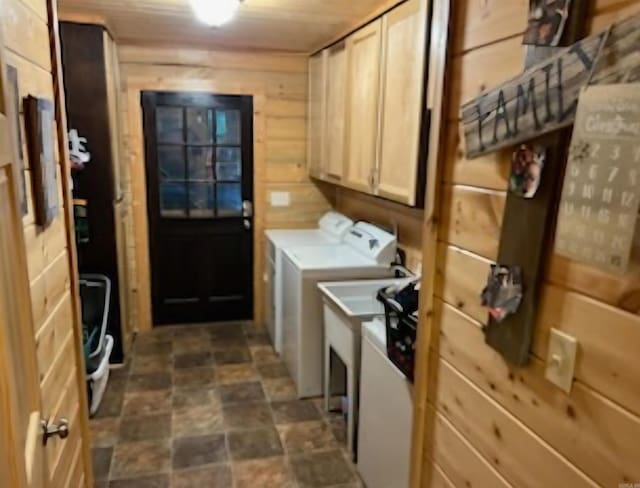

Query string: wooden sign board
[555,84,640,273]
[461,13,640,158]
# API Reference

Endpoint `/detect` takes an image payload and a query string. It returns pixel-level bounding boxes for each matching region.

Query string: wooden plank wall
[420,0,640,486]
[335,187,424,272]
[4,0,88,485]
[116,45,333,330]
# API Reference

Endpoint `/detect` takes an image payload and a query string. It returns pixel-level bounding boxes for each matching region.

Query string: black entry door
[142,92,254,325]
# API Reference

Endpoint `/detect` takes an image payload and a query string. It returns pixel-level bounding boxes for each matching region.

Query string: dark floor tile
[172,387,218,409]
[223,401,274,429]
[271,400,321,424]
[109,362,131,380]
[211,334,249,350]
[130,354,172,374]
[111,440,171,479]
[262,378,298,402]
[290,450,356,487]
[92,447,112,481]
[227,427,284,461]
[90,417,120,448]
[172,434,228,469]
[173,366,216,388]
[127,372,172,392]
[174,351,215,369]
[172,403,225,437]
[173,335,212,354]
[122,390,172,417]
[95,481,108,488]
[246,332,272,347]
[216,364,260,385]
[250,345,279,364]
[219,381,265,404]
[214,347,252,365]
[108,474,169,488]
[93,388,125,419]
[233,457,295,488]
[277,421,338,454]
[172,464,233,488]
[119,413,171,442]
[209,323,246,339]
[134,340,172,356]
[257,362,289,379]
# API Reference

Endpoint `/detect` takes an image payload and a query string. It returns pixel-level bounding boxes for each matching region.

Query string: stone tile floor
[90,322,361,488]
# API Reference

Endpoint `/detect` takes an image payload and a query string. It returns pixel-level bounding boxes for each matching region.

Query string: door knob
[242,200,253,218]
[243,219,251,230]
[41,418,69,445]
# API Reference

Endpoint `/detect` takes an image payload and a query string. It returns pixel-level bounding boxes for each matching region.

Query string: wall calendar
[555,84,640,274]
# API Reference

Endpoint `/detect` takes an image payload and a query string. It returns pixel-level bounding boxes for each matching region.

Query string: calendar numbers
[555,85,640,274]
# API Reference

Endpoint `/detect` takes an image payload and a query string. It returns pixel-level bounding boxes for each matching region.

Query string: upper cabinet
[376,0,428,206]
[307,51,327,179]
[308,0,429,207]
[324,42,349,182]
[344,19,382,193]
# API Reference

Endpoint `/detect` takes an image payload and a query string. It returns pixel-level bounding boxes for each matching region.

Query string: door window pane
[159,145,185,180]
[216,110,241,145]
[189,182,215,218]
[156,106,183,143]
[187,146,214,180]
[160,181,187,217]
[187,107,213,144]
[216,183,242,216]
[216,147,241,181]
[216,162,241,181]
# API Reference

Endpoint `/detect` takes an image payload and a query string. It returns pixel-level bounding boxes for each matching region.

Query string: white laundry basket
[88,334,114,416]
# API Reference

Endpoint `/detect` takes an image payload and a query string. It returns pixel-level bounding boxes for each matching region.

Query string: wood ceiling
[58,0,396,53]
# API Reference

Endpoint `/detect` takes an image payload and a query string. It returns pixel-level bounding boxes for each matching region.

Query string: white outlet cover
[270,191,290,207]
[545,328,578,394]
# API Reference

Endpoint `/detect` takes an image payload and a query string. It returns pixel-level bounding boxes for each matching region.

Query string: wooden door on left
[1,0,90,486]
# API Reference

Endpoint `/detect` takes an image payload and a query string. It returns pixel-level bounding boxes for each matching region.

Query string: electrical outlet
[544,328,578,393]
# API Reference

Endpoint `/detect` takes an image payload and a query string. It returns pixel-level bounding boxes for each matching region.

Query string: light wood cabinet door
[344,19,382,193]
[307,51,327,178]
[376,0,428,205]
[324,42,348,182]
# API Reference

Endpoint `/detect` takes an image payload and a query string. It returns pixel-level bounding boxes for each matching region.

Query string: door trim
[48,2,95,486]
[127,81,267,331]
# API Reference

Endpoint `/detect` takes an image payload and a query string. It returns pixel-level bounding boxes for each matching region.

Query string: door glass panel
[216,183,242,216]
[216,110,241,145]
[156,106,183,143]
[216,162,241,181]
[189,182,215,217]
[160,181,187,217]
[159,145,185,180]
[186,107,213,144]
[216,147,241,181]
[187,146,214,180]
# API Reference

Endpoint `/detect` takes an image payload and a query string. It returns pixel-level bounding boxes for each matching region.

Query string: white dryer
[265,212,353,353]
[281,222,397,398]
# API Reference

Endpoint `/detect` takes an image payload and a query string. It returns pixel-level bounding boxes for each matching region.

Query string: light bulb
[189,0,241,27]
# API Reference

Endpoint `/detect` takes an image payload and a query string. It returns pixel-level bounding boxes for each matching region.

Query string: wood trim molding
[410,0,452,486]
[125,79,268,332]
[47,1,94,486]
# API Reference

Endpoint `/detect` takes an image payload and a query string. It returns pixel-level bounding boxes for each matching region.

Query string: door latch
[242,200,253,218]
[41,418,69,446]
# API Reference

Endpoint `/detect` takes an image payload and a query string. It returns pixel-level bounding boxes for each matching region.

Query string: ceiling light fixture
[189,0,242,27]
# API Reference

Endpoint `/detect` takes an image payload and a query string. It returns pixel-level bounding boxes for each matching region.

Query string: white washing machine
[265,212,354,353]
[357,317,413,488]
[281,222,397,398]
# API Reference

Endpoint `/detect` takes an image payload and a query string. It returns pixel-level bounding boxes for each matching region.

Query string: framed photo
[6,65,27,215]
[23,96,58,227]
[523,0,571,47]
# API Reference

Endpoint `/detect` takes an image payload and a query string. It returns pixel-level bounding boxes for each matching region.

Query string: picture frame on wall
[6,65,28,216]
[23,95,58,227]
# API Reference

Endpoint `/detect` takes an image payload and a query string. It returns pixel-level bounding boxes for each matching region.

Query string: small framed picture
[23,96,58,227]
[523,0,571,47]
[510,144,545,199]
[6,65,28,215]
